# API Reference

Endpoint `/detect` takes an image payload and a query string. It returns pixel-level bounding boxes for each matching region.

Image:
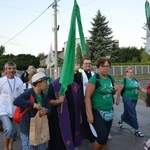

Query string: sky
[0,0,147,56]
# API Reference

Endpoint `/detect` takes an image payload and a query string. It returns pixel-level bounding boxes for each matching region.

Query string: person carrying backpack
[85,57,119,150]
[20,65,36,83]
[116,67,147,137]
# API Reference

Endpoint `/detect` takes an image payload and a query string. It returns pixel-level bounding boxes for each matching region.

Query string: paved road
[78,99,150,150]
[0,80,150,150]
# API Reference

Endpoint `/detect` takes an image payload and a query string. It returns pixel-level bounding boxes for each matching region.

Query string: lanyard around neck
[7,77,16,92]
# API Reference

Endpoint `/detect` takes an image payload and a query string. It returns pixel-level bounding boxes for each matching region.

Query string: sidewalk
[0,99,150,150]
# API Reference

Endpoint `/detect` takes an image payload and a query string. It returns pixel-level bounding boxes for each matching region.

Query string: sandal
[134,131,144,137]
[118,121,125,129]
[144,141,150,150]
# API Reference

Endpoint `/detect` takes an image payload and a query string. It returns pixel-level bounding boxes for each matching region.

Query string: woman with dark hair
[85,57,119,150]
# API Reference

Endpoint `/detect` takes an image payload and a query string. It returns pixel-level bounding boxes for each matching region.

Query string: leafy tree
[14,54,39,70]
[112,47,142,63]
[37,52,45,59]
[140,48,150,63]
[88,10,113,61]
[0,55,11,70]
[75,44,82,65]
[0,45,5,56]
[0,54,40,71]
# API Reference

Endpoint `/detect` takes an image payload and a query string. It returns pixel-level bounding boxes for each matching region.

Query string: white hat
[36,68,45,73]
[32,72,48,84]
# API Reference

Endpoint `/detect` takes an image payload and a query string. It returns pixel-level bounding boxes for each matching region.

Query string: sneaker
[118,121,125,129]
[144,141,150,150]
[134,131,144,137]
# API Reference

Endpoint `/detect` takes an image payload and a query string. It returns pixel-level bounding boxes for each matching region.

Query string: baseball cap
[32,72,48,84]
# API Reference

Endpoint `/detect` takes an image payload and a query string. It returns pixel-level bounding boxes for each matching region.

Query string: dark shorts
[92,109,113,145]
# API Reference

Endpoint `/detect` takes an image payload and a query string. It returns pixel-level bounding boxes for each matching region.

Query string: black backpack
[120,78,126,96]
[20,71,29,83]
[95,73,114,89]
[121,78,138,97]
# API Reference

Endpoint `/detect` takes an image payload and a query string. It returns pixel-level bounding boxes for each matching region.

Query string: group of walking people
[0,57,149,150]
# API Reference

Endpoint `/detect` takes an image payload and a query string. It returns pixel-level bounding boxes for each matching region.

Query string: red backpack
[13,94,34,123]
[146,83,150,107]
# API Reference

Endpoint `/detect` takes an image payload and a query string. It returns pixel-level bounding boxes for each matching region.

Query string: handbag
[99,110,114,122]
[13,107,30,123]
[13,94,34,123]
[29,111,50,146]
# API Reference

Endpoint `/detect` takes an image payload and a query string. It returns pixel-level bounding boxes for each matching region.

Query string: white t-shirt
[0,76,24,118]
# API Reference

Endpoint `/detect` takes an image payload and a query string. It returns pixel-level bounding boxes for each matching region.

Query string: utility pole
[53,0,58,78]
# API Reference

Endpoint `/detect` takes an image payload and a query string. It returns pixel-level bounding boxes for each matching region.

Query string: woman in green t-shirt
[116,67,147,137]
[85,57,119,150]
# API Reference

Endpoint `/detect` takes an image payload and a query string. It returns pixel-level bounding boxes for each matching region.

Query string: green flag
[59,0,86,95]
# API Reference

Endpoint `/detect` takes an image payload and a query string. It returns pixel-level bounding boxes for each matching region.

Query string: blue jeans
[121,97,138,130]
[0,115,17,138]
[20,132,46,150]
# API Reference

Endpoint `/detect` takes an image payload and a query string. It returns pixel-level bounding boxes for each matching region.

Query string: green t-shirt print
[88,75,114,111]
[120,78,139,100]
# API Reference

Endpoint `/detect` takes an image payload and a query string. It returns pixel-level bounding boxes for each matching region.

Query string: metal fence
[46,65,150,78]
[110,65,150,76]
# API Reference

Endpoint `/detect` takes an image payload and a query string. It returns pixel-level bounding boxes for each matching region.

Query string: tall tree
[83,42,91,60]
[110,43,119,62]
[76,44,82,65]
[88,10,113,61]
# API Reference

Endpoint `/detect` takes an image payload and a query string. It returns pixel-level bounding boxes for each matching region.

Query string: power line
[0,4,40,13]
[3,2,54,46]
[57,0,98,34]
[58,11,68,33]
